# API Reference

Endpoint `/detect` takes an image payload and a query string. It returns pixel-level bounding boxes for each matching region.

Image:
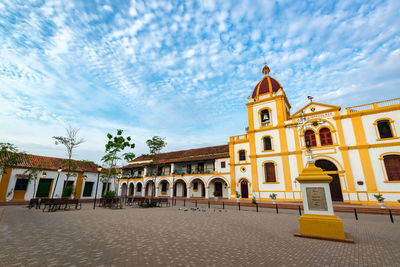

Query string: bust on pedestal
[294,159,354,243]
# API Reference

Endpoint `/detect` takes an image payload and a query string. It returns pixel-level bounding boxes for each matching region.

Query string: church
[120,64,400,206]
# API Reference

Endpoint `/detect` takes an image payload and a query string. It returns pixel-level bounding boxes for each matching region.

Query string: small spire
[262,62,270,76]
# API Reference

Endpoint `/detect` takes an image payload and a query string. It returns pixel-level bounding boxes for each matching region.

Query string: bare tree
[53,126,85,196]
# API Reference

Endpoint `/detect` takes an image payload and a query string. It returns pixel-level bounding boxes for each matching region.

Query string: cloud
[0,0,399,164]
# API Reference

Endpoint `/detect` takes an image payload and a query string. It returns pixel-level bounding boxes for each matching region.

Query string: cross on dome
[262,63,270,76]
[251,62,283,99]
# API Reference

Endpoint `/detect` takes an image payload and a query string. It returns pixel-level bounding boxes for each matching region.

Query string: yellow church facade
[229,65,400,206]
[120,65,400,206]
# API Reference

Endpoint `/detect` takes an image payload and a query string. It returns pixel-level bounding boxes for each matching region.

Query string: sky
[0,0,399,165]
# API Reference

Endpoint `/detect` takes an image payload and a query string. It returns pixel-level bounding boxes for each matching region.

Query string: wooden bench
[28,198,39,209]
[41,198,81,212]
[125,197,133,206]
[132,197,145,205]
[157,198,170,207]
[100,198,121,208]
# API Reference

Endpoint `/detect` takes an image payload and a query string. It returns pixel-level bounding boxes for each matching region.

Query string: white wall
[361,110,400,145]
[252,101,278,129]
[215,158,229,173]
[233,142,250,165]
[4,168,106,201]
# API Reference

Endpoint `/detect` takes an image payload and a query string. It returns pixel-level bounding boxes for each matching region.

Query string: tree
[145,136,167,197]
[24,165,45,199]
[0,143,26,175]
[101,129,135,196]
[53,126,85,195]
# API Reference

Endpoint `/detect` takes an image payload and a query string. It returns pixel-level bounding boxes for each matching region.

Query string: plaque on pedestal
[306,187,328,211]
[294,161,353,243]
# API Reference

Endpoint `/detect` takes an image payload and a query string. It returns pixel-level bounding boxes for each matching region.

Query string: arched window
[263,136,272,150]
[260,109,270,123]
[319,128,333,146]
[377,120,393,139]
[304,130,317,147]
[383,155,400,181]
[264,163,276,182]
[239,150,246,161]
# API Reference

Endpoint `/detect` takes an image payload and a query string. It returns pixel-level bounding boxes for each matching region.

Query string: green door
[36,179,52,197]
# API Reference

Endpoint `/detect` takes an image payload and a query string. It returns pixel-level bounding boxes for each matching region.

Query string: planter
[378,202,386,208]
[236,198,240,202]
[214,197,219,202]
[272,200,276,204]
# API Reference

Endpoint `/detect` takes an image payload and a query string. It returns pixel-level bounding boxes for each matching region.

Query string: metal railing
[173,168,215,176]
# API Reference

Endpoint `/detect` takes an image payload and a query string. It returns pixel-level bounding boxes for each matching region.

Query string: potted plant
[269,193,277,204]
[373,193,385,208]
[252,195,257,204]
[235,191,240,202]
[213,191,220,202]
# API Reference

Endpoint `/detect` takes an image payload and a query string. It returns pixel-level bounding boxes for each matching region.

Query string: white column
[144,167,148,177]
[187,187,191,198]
[205,187,209,199]
[170,186,174,197]
[171,163,175,175]
[155,187,159,197]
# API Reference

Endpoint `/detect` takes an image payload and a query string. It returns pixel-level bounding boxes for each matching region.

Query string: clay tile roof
[251,76,282,98]
[7,154,100,173]
[125,144,229,168]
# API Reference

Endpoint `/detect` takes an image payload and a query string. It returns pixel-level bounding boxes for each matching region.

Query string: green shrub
[236,191,241,198]
[269,193,277,200]
[62,185,75,197]
[103,190,116,199]
[373,193,385,202]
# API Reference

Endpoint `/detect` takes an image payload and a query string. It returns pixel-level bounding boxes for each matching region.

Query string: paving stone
[0,204,399,266]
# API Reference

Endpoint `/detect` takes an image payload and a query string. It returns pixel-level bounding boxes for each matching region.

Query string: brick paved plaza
[0,203,399,266]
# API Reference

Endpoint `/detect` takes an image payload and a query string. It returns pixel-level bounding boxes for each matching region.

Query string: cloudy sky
[1,0,399,164]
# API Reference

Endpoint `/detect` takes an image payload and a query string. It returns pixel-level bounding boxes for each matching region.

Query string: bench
[157,198,170,207]
[41,198,81,212]
[100,198,121,208]
[125,197,133,206]
[28,198,39,209]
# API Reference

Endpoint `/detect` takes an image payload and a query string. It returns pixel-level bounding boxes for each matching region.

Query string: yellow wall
[74,172,84,199]
[0,167,12,202]
[350,116,377,192]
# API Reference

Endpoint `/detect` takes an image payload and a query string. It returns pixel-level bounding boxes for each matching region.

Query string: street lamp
[51,167,62,199]
[93,166,102,209]
[42,172,47,178]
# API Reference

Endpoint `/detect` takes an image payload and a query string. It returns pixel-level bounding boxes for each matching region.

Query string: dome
[251,65,283,99]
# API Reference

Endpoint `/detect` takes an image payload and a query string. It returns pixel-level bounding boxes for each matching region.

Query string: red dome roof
[251,76,282,98]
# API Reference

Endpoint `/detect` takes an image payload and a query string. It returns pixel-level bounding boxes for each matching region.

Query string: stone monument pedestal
[294,160,354,243]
